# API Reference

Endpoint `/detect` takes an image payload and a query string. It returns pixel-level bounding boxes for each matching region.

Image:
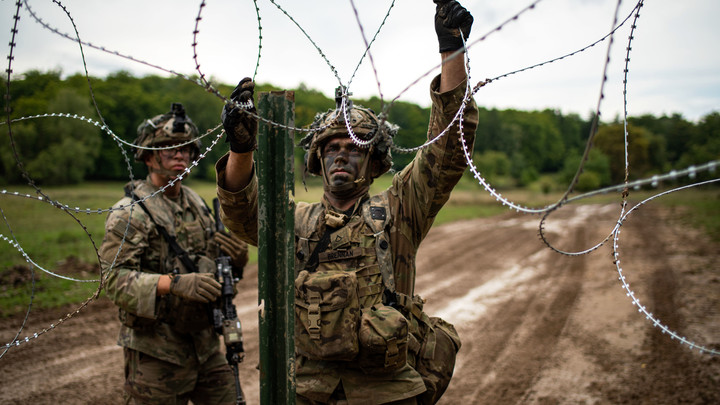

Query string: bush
[575,171,601,192]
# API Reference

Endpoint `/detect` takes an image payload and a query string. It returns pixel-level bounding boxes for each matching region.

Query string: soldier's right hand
[434,0,473,53]
[221,77,258,153]
[169,273,222,303]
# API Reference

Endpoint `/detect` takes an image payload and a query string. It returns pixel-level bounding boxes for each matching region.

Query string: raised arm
[220,78,258,192]
[224,151,254,192]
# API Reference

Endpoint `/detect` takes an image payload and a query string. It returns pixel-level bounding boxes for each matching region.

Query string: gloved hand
[169,272,222,303]
[213,230,249,271]
[221,77,258,153]
[434,0,473,53]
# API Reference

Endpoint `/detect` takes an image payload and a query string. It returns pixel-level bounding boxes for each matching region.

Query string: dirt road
[1,203,718,404]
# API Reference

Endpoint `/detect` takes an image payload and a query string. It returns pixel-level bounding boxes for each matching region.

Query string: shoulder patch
[110,218,139,243]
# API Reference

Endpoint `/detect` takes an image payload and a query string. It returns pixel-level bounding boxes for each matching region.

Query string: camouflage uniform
[216,76,478,404]
[100,177,236,404]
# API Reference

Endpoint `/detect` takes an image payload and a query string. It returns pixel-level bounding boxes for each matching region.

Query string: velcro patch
[370,206,386,221]
[330,227,352,250]
[110,219,139,243]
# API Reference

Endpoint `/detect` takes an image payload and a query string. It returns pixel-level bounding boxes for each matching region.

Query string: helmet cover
[300,105,397,179]
[134,102,201,162]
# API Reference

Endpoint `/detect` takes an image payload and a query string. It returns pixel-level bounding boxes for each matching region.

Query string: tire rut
[601,207,720,405]
[438,221,588,404]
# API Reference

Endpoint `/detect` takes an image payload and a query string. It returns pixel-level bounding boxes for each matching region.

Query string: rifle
[212,198,246,405]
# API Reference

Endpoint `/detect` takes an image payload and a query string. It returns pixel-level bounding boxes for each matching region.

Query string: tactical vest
[295,191,395,308]
[119,180,217,333]
[294,191,462,404]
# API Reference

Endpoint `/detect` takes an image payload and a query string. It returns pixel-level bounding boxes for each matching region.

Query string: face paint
[320,136,374,200]
[323,137,366,188]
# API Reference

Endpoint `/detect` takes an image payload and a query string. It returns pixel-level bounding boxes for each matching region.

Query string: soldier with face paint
[100,103,249,404]
[216,1,477,403]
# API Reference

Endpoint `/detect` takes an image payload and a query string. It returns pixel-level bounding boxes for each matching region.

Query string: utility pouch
[294,269,360,361]
[357,305,409,374]
[415,317,462,405]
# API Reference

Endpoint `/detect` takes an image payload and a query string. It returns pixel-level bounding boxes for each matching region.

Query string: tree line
[1,70,718,191]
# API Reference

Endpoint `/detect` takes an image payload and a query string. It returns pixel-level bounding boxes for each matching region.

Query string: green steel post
[257,91,296,404]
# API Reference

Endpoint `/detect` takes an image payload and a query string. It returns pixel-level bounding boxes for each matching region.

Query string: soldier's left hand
[433,0,473,53]
[214,230,249,271]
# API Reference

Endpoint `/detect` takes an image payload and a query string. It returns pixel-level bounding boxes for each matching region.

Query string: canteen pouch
[357,305,409,374]
[415,317,462,405]
[294,269,360,361]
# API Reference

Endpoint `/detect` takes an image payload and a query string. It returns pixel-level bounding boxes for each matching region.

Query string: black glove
[221,77,258,153]
[434,0,473,53]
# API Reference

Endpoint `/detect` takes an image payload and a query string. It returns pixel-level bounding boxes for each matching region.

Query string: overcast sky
[2,0,719,122]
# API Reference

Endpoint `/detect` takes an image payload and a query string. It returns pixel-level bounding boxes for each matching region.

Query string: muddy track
[1,203,718,404]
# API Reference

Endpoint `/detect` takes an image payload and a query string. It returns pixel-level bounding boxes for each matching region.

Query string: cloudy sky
[2,0,718,122]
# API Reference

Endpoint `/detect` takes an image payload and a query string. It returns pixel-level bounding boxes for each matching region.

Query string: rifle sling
[126,190,198,274]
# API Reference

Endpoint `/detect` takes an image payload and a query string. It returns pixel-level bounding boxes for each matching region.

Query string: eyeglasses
[158,146,192,158]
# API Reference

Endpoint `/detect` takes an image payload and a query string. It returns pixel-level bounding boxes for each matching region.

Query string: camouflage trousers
[123,348,240,405]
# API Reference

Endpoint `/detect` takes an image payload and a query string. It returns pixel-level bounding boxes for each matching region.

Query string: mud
[1,203,718,404]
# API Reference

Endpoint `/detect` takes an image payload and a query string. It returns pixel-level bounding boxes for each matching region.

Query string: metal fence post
[256,91,295,404]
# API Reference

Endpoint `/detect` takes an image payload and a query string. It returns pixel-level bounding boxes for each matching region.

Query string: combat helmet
[300,87,398,180]
[134,102,201,162]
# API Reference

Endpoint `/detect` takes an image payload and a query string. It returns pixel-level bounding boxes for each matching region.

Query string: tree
[559,149,612,191]
[2,69,714,187]
[593,123,657,183]
[677,112,720,180]
[14,88,100,184]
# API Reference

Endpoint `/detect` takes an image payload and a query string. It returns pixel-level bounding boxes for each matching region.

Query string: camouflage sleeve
[215,152,259,246]
[391,75,478,247]
[99,202,161,319]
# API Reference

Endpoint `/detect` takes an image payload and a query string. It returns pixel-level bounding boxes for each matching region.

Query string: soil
[1,203,718,404]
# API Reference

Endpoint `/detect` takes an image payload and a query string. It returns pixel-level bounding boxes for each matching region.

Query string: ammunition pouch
[294,269,360,361]
[357,304,409,374]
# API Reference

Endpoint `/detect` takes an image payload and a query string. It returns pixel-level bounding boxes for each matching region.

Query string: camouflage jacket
[100,177,223,366]
[216,76,478,403]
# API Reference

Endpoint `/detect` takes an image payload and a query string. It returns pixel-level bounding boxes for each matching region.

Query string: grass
[0,178,717,317]
[639,184,720,241]
[0,183,122,317]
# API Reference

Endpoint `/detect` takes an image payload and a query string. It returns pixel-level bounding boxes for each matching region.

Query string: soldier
[216,1,476,403]
[100,103,249,404]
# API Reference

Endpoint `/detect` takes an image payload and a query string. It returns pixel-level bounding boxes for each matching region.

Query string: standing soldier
[216,1,476,403]
[100,103,249,404]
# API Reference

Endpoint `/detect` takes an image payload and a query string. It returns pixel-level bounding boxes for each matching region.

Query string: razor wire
[0,0,717,359]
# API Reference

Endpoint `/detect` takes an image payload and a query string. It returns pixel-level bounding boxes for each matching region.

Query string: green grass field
[1,178,717,317]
